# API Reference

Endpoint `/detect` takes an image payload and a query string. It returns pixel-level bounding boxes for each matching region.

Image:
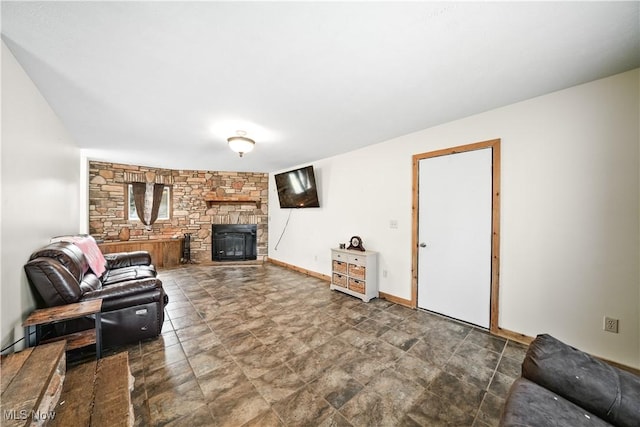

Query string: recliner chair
[24,241,168,348]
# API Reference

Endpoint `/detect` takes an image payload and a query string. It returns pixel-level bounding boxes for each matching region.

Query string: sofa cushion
[79,273,102,293]
[104,251,153,269]
[101,265,157,286]
[501,377,611,427]
[523,334,640,427]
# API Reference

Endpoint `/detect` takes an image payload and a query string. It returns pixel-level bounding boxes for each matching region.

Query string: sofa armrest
[104,251,152,269]
[522,334,640,427]
[500,377,610,427]
[24,257,83,306]
[81,278,164,311]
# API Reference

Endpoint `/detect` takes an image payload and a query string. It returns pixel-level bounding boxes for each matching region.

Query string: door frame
[411,139,501,333]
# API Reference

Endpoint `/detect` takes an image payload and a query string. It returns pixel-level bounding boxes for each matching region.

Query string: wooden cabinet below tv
[98,238,182,268]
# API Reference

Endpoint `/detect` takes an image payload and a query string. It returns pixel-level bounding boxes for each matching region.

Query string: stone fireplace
[212,224,257,261]
[88,161,268,263]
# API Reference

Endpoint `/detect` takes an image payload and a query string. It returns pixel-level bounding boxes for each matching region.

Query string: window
[127,184,171,221]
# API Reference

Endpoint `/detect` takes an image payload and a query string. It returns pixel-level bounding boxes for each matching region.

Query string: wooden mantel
[203,194,261,209]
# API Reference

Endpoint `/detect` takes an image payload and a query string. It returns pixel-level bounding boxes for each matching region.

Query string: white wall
[269,69,640,368]
[1,41,80,352]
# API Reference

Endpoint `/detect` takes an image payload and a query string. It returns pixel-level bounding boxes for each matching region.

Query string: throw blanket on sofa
[51,235,107,277]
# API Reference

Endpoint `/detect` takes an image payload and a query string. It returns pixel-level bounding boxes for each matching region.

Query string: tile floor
[108,263,528,426]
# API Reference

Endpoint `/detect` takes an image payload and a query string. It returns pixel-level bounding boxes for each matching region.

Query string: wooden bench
[1,341,66,426]
[51,352,134,427]
[1,341,133,427]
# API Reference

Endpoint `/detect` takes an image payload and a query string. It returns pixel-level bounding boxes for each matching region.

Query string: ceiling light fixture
[227,130,255,157]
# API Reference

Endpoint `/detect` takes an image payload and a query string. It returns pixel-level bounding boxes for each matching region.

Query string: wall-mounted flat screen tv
[274,165,320,208]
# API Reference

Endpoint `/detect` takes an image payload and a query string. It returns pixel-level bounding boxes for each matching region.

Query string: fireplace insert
[212,224,257,261]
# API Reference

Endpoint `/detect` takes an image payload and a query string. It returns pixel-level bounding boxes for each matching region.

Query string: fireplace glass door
[212,224,257,261]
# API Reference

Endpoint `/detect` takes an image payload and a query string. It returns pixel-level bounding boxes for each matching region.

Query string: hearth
[212,224,257,261]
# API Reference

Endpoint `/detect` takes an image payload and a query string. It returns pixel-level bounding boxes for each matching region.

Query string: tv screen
[275,165,320,208]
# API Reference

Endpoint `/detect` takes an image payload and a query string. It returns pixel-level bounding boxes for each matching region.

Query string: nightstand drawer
[333,273,347,287]
[348,278,365,294]
[347,254,366,266]
[332,251,347,262]
[348,264,366,280]
[332,260,347,274]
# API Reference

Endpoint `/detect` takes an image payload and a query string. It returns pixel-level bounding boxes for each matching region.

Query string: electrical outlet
[604,317,619,333]
[383,270,388,278]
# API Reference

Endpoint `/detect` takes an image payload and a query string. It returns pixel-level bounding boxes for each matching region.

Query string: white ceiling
[2,2,639,173]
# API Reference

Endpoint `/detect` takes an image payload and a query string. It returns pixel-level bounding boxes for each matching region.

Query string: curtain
[150,183,165,225]
[132,182,165,226]
[132,182,148,225]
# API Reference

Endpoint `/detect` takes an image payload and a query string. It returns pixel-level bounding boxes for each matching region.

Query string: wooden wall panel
[98,239,182,268]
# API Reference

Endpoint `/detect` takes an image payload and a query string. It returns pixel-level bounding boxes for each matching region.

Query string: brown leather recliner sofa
[24,240,168,348]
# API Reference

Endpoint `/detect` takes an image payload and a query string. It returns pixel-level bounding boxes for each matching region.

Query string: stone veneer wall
[88,161,268,262]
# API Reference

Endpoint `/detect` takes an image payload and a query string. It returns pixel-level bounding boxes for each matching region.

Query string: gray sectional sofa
[500,334,640,427]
